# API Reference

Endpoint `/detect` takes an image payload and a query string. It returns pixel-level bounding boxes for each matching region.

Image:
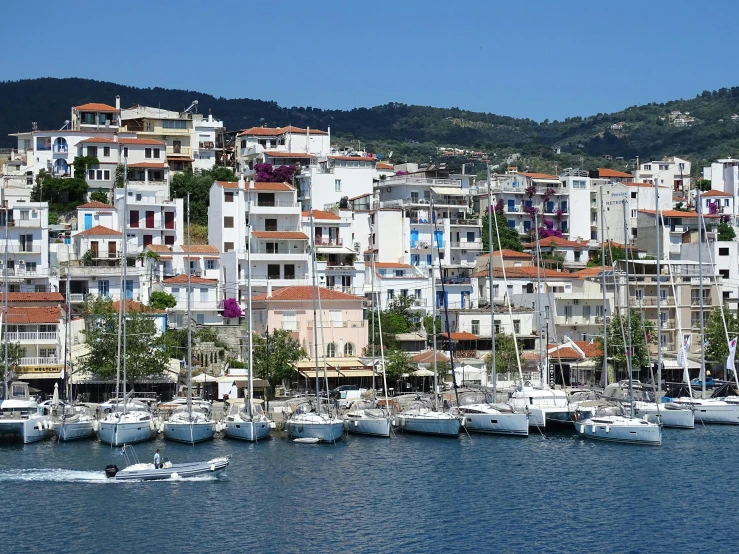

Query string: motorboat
[342,400,392,437]
[105,444,230,481]
[663,384,739,425]
[223,401,272,442]
[284,398,344,443]
[603,382,694,429]
[0,381,53,443]
[56,404,96,441]
[573,401,662,445]
[393,396,461,437]
[453,390,528,436]
[162,403,216,444]
[98,400,158,446]
[507,383,574,428]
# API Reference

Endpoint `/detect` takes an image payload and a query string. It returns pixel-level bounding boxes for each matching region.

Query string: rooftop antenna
[59,120,70,131]
[183,100,199,114]
[32,122,38,131]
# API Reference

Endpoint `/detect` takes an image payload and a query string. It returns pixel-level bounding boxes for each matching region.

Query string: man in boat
[154,449,162,469]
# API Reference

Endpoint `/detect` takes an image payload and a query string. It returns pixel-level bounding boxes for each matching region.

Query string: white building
[0,202,53,293]
[113,187,183,252]
[634,156,691,192]
[365,262,430,311]
[235,125,330,175]
[294,154,376,211]
[157,274,223,327]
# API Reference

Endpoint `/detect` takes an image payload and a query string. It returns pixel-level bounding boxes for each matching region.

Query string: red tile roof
[441,332,479,341]
[111,300,165,314]
[252,231,308,240]
[473,266,573,279]
[264,151,315,159]
[236,126,327,137]
[479,249,532,259]
[569,266,612,278]
[702,190,733,197]
[3,306,62,324]
[329,155,376,162]
[146,244,172,253]
[75,225,121,237]
[523,172,559,180]
[178,245,219,254]
[548,341,602,359]
[215,180,239,189]
[128,162,167,169]
[597,168,633,178]
[377,163,394,170]
[626,182,670,189]
[74,103,119,112]
[302,210,341,220]
[0,292,64,303]
[374,262,413,269]
[78,137,164,145]
[214,180,295,191]
[162,275,217,286]
[251,286,362,302]
[77,201,112,209]
[524,236,586,249]
[412,350,449,363]
[638,209,720,218]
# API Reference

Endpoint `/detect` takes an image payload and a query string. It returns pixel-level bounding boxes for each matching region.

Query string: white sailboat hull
[163,422,216,443]
[633,403,694,429]
[344,416,392,437]
[668,399,739,424]
[0,418,53,443]
[285,417,344,442]
[224,419,272,441]
[395,414,461,436]
[99,420,156,446]
[56,420,95,441]
[462,412,529,436]
[575,417,662,445]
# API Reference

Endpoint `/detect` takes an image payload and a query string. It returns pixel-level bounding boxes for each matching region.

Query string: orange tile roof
[251,285,362,302]
[441,332,479,341]
[597,168,633,178]
[302,210,341,220]
[74,103,119,112]
[479,249,532,259]
[264,151,315,159]
[3,306,62,324]
[215,180,239,189]
[0,292,64,303]
[626,182,670,189]
[162,275,217,285]
[702,190,733,197]
[75,225,121,237]
[548,341,602,359]
[249,181,295,191]
[111,300,165,314]
[522,172,559,180]
[146,244,172,253]
[178,245,219,254]
[281,125,328,135]
[473,266,573,279]
[638,209,720,218]
[329,155,376,162]
[568,266,612,278]
[374,262,413,269]
[236,126,327,137]
[377,163,394,170]
[77,201,112,209]
[524,236,585,249]
[412,350,449,363]
[128,162,167,169]
[252,231,308,240]
[78,137,164,145]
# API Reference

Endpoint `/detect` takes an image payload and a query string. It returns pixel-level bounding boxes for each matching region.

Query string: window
[163,120,187,129]
[224,241,234,252]
[564,305,572,320]
[471,320,480,335]
[199,288,209,302]
[643,164,651,170]
[513,320,521,334]
[145,148,152,158]
[394,270,404,277]
[583,305,591,320]
[507,220,515,228]
[206,260,216,270]
[102,146,110,157]
[171,287,180,295]
[225,191,234,203]
[334,179,341,192]
[96,170,103,180]
[426,254,432,265]
[719,247,729,256]
[720,269,730,279]
[103,170,110,180]
[224,216,234,228]
[401,289,408,297]
[387,289,394,301]
[87,146,97,157]
[39,348,56,359]
[631,209,637,218]
[196,314,205,325]
[344,343,354,356]
[411,254,419,265]
[282,311,297,331]
[595,304,604,318]
[123,147,129,158]
[659,164,669,170]
[153,149,160,159]
[326,343,337,357]
[329,310,342,327]
[631,191,637,199]
[573,180,586,189]
[415,289,421,299]
[88,169,95,180]
[466,232,475,243]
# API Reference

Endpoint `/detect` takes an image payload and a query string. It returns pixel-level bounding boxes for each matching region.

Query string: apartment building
[524,236,590,270]
[703,158,739,199]
[235,125,330,176]
[0,203,52,293]
[294,154,376,211]
[112,187,183,251]
[622,182,673,240]
[365,262,428,311]
[1,305,66,381]
[635,209,721,259]
[634,156,691,192]
[157,274,222,327]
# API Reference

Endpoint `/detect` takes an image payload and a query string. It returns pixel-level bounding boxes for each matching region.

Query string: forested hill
[3,77,739,168]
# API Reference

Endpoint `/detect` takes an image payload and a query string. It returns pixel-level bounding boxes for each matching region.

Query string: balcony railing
[18,357,59,366]
[315,238,343,247]
[438,275,472,285]
[9,219,42,228]
[166,146,192,156]
[691,297,712,306]
[4,332,58,342]
[450,240,482,249]
[248,200,300,208]
[307,320,366,329]
[449,218,481,226]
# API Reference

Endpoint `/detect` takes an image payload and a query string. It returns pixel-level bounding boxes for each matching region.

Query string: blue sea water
[0,426,737,554]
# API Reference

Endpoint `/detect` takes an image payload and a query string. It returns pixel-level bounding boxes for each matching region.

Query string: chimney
[249,178,255,189]
[115,95,120,110]
[238,175,245,189]
[113,134,118,143]
[266,281,272,298]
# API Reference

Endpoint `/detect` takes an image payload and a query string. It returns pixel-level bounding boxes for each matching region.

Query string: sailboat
[458,175,528,436]
[284,209,344,442]
[223,216,271,441]
[98,160,157,446]
[573,198,661,445]
[395,201,461,437]
[164,194,217,443]
[343,250,392,437]
[57,261,95,440]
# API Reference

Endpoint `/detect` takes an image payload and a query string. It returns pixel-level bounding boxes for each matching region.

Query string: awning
[412,368,435,377]
[192,373,218,383]
[296,368,376,378]
[662,358,701,370]
[430,186,467,196]
[18,372,61,380]
[316,245,357,255]
[528,177,560,184]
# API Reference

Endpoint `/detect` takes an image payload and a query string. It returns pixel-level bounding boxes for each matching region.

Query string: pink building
[250,286,367,358]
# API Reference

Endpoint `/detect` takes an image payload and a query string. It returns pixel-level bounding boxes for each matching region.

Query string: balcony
[4,332,58,342]
[438,275,472,285]
[691,297,712,306]
[449,218,482,226]
[199,141,215,149]
[450,240,482,249]
[307,320,366,329]
[18,357,60,367]
[315,238,344,247]
[9,218,42,228]
[166,146,192,156]
[68,293,87,303]
[6,245,42,254]
[69,266,126,277]
[247,200,300,213]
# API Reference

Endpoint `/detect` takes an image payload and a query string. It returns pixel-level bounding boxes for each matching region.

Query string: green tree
[422,315,441,335]
[482,210,523,252]
[3,342,26,380]
[387,295,418,329]
[149,291,177,310]
[704,307,739,365]
[48,213,60,225]
[170,167,237,225]
[89,188,109,203]
[252,328,307,387]
[717,222,736,241]
[384,348,412,380]
[595,310,655,379]
[485,333,522,376]
[588,242,626,267]
[695,179,712,192]
[78,298,168,384]
[114,164,125,188]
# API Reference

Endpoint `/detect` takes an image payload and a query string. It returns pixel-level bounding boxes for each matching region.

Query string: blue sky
[1,0,734,121]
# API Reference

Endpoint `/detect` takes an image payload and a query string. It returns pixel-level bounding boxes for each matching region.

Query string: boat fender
[354,420,359,427]
[578,424,584,434]
[210,464,215,471]
[49,420,55,430]
[605,425,610,433]
[92,420,99,432]
[573,412,579,422]
[170,472,180,480]
[149,420,155,431]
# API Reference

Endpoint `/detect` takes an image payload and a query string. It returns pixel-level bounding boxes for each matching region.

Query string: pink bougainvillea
[525,184,537,198]
[555,209,564,221]
[493,199,505,214]
[222,298,243,319]
[543,187,556,202]
[708,201,718,215]
[538,228,563,239]
[254,163,297,183]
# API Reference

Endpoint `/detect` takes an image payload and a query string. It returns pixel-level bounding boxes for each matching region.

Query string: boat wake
[0,469,221,483]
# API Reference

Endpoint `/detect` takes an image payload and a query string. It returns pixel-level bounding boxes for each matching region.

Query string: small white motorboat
[105,444,230,481]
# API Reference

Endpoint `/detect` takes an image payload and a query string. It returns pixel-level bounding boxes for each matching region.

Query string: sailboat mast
[370,250,376,390]
[600,189,608,388]
[308,208,321,414]
[121,158,129,414]
[622,200,634,417]
[246,217,253,419]
[697,186,706,399]
[66,255,72,401]
[186,193,192,419]
[655,180,662,397]
[487,170,497,401]
[372,252,390,411]
[431,266,438,411]
[3,206,9,400]
[533,208,544,386]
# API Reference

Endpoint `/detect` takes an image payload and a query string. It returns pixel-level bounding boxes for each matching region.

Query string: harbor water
[1,425,737,553]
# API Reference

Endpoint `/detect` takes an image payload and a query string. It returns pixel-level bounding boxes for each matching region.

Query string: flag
[677,335,691,384]
[727,336,738,376]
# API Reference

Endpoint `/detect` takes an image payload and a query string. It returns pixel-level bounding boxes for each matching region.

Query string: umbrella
[52,383,59,408]
[412,368,435,377]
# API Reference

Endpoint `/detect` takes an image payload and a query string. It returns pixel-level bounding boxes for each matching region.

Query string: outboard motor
[105,464,119,478]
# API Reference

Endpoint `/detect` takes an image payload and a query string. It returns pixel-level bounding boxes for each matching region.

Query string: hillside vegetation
[3,78,739,173]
